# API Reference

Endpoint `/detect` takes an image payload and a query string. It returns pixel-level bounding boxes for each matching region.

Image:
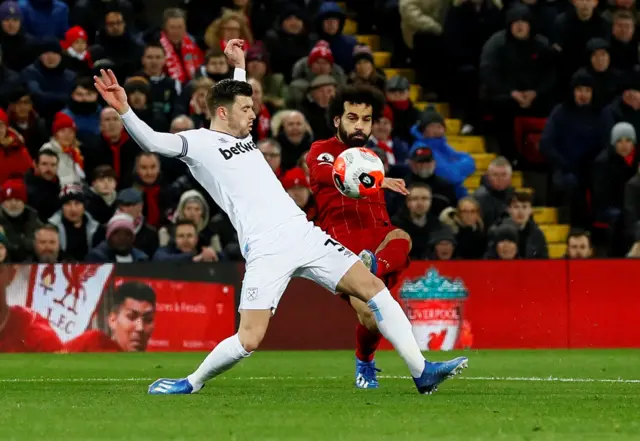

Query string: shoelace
[360,364,382,381]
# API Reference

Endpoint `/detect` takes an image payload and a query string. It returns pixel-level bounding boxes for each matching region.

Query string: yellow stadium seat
[472,153,496,170]
[465,171,522,189]
[374,52,391,68]
[549,243,567,258]
[533,207,558,225]
[540,225,570,244]
[445,119,461,135]
[356,35,380,51]
[409,84,421,102]
[414,102,450,117]
[448,136,485,153]
[384,68,415,83]
[343,19,358,35]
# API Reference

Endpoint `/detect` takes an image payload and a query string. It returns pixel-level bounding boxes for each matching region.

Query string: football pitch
[1,350,639,441]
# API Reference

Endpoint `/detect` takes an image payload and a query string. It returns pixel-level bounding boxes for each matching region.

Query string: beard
[338,122,370,148]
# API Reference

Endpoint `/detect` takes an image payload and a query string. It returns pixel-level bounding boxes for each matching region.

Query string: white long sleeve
[120,109,187,159]
[233,68,247,82]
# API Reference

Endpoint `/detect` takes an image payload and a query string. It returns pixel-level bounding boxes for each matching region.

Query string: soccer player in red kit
[307,85,412,389]
[0,265,63,353]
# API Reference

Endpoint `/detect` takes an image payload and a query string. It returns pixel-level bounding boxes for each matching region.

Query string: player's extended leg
[148,309,270,394]
[350,296,382,388]
[359,229,411,278]
[337,261,467,394]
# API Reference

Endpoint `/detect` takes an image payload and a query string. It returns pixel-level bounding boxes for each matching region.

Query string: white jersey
[119,68,305,255]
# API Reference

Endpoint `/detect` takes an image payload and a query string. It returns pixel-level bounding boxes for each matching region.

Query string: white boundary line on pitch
[1,376,640,384]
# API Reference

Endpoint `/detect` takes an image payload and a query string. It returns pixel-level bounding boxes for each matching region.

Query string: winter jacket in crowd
[314,2,357,72]
[24,168,61,222]
[48,210,102,261]
[18,0,69,39]
[439,206,487,259]
[473,175,516,227]
[0,205,42,262]
[22,59,76,119]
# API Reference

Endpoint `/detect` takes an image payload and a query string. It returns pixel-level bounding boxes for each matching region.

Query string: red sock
[355,323,382,362]
[375,238,410,278]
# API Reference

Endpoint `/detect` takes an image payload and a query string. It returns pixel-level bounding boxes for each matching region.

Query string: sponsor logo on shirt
[219,141,257,160]
[317,152,335,164]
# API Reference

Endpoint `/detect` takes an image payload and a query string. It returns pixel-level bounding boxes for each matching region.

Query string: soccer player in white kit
[94,39,467,395]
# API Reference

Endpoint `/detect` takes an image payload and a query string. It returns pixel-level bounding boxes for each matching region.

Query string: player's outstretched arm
[225,39,248,83]
[94,69,186,159]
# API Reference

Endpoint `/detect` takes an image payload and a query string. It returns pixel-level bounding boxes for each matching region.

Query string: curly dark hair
[327,84,385,123]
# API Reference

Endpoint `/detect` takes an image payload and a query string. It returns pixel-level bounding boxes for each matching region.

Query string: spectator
[159,8,203,84]
[70,0,140,46]
[131,152,165,228]
[366,104,410,167]
[124,76,167,131]
[385,75,420,144]
[91,7,143,82]
[18,0,69,39]
[391,182,441,259]
[0,178,42,261]
[553,0,608,83]
[204,8,253,53]
[298,75,337,140]
[154,219,217,262]
[0,1,37,72]
[274,110,313,173]
[0,44,20,108]
[609,10,638,73]
[258,138,283,178]
[169,114,194,133]
[60,26,93,76]
[485,221,520,259]
[114,187,158,258]
[48,184,102,261]
[565,228,593,258]
[348,45,386,92]
[40,112,85,186]
[583,38,623,109]
[473,156,516,227]
[399,0,447,97]
[601,70,640,139]
[210,211,241,260]
[282,167,316,221]
[6,87,48,157]
[84,165,118,225]
[0,108,32,186]
[137,42,182,124]
[264,4,314,83]
[248,78,273,142]
[62,77,102,141]
[290,41,347,107]
[246,42,287,108]
[187,77,213,129]
[396,146,458,217]
[499,190,549,258]
[314,2,357,72]
[540,69,601,225]
[440,196,487,259]
[194,47,231,83]
[425,226,457,260]
[86,212,148,262]
[29,224,64,262]
[84,107,141,187]
[624,161,640,240]
[410,107,476,198]
[226,0,272,41]
[22,38,76,120]
[163,189,218,254]
[25,149,61,222]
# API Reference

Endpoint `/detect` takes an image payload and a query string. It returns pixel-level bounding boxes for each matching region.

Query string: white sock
[187,333,251,390]
[367,289,425,378]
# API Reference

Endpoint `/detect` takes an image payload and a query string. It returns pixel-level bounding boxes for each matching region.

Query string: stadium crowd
[0,0,639,264]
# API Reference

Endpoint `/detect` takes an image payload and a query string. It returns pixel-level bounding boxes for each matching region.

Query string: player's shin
[187,333,252,390]
[367,289,425,378]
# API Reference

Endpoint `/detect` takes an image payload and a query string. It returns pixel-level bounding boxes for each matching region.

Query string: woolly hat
[0,1,21,21]
[308,41,334,66]
[493,222,519,244]
[59,184,85,206]
[281,167,310,191]
[353,44,374,64]
[106,212,135,239]
[61,26,88,50]
[246,42,269,64]
[116,188,143,205]
[386,75,410,92]
[39,37,62,55]
[0,178,27,203]
[611,122,636,145]
[418,105,445,130]
[570,68,595,89]
[52,112,77,134]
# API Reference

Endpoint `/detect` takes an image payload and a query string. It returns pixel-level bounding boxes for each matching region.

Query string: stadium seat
[409,84,422,102]
[548,243,567,258]
[533,207,558,224]
[446,119,461,135]
[374,52,392,68]
[540,225,570,244]
[472,153,495,170]
[344,19,358,35]
[448,136,485,153]
[384,68,415,83]
[415,102,450,116]
[356,35,380,50]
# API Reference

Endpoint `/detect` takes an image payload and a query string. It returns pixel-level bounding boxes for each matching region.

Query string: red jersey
[307,137,391,238]
[63,330,122,353]
[0,306,63,353]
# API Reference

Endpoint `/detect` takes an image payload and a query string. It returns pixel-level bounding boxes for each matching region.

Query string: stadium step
[446,118,461,135]
[384,68,415,83]
[409,84,421,102]
[344,19,358,35]
[549,243,567,258]
[374,52,392,68]
[448,136,485,154]
[540,224,570,244]
[356,35,380,51]
[533,207,558,225]
[471,153,494,170]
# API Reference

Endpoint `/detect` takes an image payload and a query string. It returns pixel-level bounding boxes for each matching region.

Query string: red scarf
[377,139,396,165]
[140,184,161,227]
[103,130,130,178]
[624,151,636,166]
[160,31,204,83]
[61,144,84,169]
[256,104,271,141]
[390,99,410,111]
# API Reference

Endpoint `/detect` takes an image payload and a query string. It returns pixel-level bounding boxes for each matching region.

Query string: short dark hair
[328,84,385,122]
[112,281,156,312]
[206,79,253,116]
[613,9,635,23]
[36,223,60,235]
[136,151,160,164]
[566,228,591,245]
[175,219,197,231]
[163,7,186,24]
[144,42,165,55]
[204,47,225,63]
[510,191,533,205]
[74,76,97,94]
[408,182,431,193]
[37,149,58,163]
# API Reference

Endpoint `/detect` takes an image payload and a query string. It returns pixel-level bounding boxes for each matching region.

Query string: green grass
[1,350,640,441]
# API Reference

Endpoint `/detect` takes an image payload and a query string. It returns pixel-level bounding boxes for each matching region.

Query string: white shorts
[239,219,360,311]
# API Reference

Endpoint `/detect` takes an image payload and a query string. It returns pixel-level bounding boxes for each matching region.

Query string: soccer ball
[332,147,385,199]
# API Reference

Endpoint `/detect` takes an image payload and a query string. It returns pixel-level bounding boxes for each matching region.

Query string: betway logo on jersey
[219,141,257,160]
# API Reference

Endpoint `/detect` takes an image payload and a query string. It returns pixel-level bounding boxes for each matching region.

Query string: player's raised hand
[381,178,409,195]
[94,69,129,115]
[224,39,246,70]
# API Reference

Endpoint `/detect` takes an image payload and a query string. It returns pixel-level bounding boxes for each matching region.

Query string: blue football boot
[413,357,468,394]
[355,358,381,389]
[148,378,202,395]
[358,249,378,275]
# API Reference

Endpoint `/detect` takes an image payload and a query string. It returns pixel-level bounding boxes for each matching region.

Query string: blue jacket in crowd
[18,0,69,39]
[315,2,357,73]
